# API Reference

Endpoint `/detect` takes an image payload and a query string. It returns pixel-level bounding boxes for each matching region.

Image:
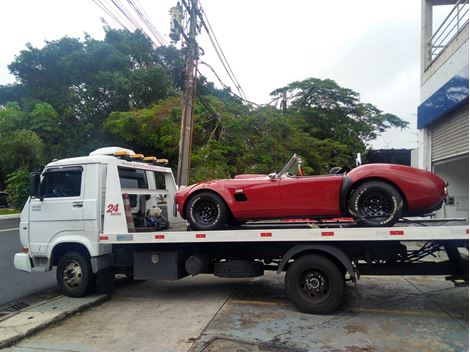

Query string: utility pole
[173,0,199,187]
[281,89,287,115]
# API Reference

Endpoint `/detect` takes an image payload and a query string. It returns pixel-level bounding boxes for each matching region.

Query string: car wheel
[57,251,95,297]
[186,192,228,230]
[348,181,403,227]
[285,255,345,314]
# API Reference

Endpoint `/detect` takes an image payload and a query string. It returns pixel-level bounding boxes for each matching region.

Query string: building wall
[421,25,469,101]
[418,0,469,222]
[434,156,469,219]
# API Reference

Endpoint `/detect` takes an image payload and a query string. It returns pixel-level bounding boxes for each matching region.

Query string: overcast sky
[0,0,429,149]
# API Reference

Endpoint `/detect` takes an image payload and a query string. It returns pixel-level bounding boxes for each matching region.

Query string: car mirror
[29,172,41,199]
[268,172,277,180]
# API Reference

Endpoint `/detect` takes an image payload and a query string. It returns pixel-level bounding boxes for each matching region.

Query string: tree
[5,169,30,209]
[0,28,183,157]
[0,103,47,181]
[0,30,410,186]
[271,78,409,148]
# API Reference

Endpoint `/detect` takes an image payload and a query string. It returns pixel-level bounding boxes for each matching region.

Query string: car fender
[276,244,356,279]
[180,183,236,217]
[344,164,446,212]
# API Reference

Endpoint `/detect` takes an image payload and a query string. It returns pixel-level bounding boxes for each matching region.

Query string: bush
[5,168,30,209]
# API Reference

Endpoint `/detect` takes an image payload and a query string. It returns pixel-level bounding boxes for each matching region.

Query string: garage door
[431,106,469,162]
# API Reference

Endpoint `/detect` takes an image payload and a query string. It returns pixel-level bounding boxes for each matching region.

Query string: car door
[224,177,283,219]
[29,166,85,255]
[279,175,343,217]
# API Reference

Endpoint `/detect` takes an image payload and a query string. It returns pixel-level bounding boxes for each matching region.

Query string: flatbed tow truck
[14,147,469,314]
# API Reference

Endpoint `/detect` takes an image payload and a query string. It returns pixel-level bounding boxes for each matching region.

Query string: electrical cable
[196,0,248,102]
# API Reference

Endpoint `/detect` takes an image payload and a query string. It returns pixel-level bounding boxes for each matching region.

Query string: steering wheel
[297,163,305,176]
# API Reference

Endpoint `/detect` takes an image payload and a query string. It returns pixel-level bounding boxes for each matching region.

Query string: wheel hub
[360,192,391,218]
[194,200,218,224]
[63,260,82,289]
[301,271,328,297]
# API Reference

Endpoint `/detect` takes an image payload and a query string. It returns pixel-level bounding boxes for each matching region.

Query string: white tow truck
[14,147,469,314]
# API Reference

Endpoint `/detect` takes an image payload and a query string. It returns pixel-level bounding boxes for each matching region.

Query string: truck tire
[57,251,95,297]
[214,260,263,278]
[285,255,345,314]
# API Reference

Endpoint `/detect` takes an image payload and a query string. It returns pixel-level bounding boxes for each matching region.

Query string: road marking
[0,227,19,233]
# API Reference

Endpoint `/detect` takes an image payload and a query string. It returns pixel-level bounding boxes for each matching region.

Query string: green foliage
[271,78,409,143]
[0,30,410,187]
[1,28,182,158]
[0,103,48,183]
[5,168,30,209]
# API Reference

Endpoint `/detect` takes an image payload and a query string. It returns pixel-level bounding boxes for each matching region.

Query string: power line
[127,0,167,46]
[94,0,167,48]
[93,0,132,31]
[199,62,264,107]
[196,0,248,102]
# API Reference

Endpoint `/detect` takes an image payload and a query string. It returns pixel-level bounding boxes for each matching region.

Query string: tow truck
[14,147,469,314]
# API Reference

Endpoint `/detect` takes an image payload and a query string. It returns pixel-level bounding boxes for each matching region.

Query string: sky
[0,0,431,150]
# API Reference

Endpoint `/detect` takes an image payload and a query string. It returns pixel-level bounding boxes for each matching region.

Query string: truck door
[29,166,84,255]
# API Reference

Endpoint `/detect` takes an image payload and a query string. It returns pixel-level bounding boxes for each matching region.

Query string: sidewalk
[2,274,468,352]
[0,294,107,349]
[0,214,20,220]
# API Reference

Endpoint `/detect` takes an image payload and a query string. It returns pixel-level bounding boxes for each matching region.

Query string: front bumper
[14,252,32,272]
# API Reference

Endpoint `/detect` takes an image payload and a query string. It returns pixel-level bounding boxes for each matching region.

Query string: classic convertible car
[175,155,447,230]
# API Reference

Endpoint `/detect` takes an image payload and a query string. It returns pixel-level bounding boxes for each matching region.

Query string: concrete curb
[0,214,20,220]
[0,294,108,349]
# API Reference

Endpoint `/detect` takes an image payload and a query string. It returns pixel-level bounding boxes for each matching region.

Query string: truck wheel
[57,251,95,297]
[348,181,403,227]
[285,255,345,314]
[186,192,228,230]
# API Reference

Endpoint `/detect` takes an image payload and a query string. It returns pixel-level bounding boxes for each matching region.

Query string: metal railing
[428,0,469,64]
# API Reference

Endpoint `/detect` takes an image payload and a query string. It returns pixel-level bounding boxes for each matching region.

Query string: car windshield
[277,154,298,177]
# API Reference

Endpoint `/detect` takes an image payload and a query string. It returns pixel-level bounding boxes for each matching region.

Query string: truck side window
[118,167,148,208]
[154,172,166,190]
[42,168,82,198]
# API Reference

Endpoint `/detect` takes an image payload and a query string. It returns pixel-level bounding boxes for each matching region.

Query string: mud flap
[96,267,115,294]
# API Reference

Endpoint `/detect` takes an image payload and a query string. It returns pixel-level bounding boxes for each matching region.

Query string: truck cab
[14,147,183,295]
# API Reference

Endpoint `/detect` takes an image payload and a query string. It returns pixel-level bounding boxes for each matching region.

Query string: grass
[0,208,20,215]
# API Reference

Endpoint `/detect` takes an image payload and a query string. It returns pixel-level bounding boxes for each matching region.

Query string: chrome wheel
[63,260,83,289]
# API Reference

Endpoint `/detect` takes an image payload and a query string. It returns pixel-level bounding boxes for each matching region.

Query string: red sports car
[175,155,447,230]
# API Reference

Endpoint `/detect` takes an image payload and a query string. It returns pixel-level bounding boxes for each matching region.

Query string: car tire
[57,251,95,298]
[186,191,228,231]
[285,255,345,314]
[348,181,403,227]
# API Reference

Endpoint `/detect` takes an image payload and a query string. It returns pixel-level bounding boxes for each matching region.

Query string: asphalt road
[0,217,57,306]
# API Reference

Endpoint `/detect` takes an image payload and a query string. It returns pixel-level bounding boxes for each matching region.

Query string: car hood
[176,175,269,195]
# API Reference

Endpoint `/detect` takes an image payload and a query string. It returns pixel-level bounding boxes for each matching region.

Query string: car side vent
[234,193,248,202]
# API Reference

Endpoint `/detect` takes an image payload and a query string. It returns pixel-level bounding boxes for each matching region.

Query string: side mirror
[268,172,277,180]
[29,172,41,199]
[356,153,362,167]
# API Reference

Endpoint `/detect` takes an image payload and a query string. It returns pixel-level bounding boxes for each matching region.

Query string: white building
[419,0,469,220]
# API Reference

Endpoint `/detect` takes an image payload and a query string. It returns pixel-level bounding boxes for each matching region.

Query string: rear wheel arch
[277,245,354,279]
[344,177,408,213]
